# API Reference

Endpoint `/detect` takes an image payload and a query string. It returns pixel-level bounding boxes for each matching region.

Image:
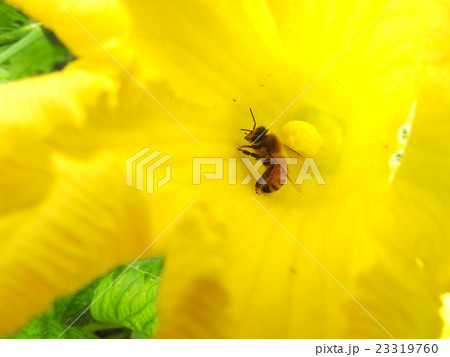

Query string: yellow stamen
[282,120,323,157]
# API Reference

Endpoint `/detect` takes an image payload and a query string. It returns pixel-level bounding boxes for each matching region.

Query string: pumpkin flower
[1,0,449,338]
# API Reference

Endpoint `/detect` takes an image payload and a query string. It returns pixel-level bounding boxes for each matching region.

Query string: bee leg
[255,180,263,195]
[255,177,265,192]
[238,147,263,161]
[238,144,262,150]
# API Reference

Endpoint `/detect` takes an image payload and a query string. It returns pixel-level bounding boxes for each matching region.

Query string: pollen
[282,120,323,157]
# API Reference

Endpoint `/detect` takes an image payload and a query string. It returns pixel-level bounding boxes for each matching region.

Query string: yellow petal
[1,0,449,339]
[0,75,203,335]
[140,0,450,338]
[0,152,143,335]
[120,0,294,109]
[157,202,231,338]
[388,84,450,291]
[8,0,132,62]
[0,60,119,135]
[440,293,450,338]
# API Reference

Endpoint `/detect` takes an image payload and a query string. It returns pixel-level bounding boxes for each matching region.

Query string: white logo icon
[126,147,172,195]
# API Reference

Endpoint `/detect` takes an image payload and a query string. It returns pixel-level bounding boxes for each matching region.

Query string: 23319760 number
[375,344,438,354]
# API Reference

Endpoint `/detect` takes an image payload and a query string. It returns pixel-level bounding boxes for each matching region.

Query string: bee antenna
[249,108,256,131]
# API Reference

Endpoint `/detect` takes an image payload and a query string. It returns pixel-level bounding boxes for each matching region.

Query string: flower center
[278,106,343,173]
[282,120,323,157]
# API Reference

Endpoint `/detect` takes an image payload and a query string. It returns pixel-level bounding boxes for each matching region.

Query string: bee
[238,108,303,194]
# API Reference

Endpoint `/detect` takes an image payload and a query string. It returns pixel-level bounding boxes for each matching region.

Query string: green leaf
[90,256,163,338]
[0,25,42,64]
[13,317,98,339]
[0,24,36,46]
[0,1,29,33]
[9,278,102,338]
[47,279,101,327]
[0,66,8,79]
[0,29,74,79]
[0,1,74,81]
[10,256,164,338]
[131,330,150,339]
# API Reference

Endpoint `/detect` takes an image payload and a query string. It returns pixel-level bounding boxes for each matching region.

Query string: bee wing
[286,166,302,193]
[282,144,305,160]
[280,144,305,193]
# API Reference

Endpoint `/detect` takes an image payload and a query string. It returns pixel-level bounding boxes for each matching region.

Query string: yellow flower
[1,0,449,338]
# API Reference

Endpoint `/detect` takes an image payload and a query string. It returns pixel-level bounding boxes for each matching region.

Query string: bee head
[240,108,267,143]
[245,126,267,143]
